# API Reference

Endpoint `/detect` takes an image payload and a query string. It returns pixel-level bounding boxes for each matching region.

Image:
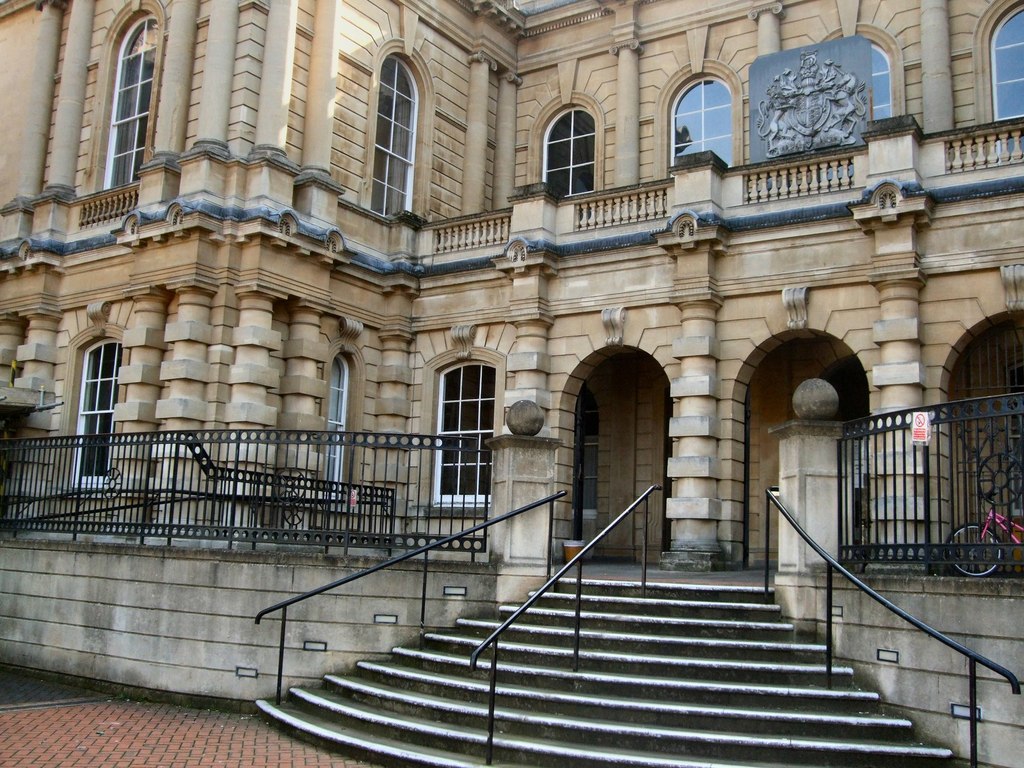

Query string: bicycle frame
[981,507,1024,544]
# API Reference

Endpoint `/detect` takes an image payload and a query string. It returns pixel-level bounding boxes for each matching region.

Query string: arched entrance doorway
[743,335,869,566]
[569,349,670,562]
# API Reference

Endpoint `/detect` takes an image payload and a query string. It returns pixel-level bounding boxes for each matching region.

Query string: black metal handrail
[765,486,1020,768]
[254,490,566,704]
[468,484,661,765]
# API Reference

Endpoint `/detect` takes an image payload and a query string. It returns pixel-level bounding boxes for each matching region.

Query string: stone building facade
[1,0,1024,568]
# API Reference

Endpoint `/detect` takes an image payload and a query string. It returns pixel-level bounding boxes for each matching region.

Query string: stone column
[252,0,298,156]
[920,0,953,133]
[153,0,200,158]
[376,284,416,433]
[225,287,281,428]
[301,0,342,173]
[493,72,520,210]
[115,289,170,432]
[194,0,240,153]
[462,52,496,214]
[156,284,215,430]
[611,39,641,187]
[14,0,64,200]
[507,318,552,417]
[770,379,842,632]
[748,3,784,56]
[16,310,61,433]
[872,277,925,411]
[664,297,723,570]
[45,0,96,195]
[279,301,328,431]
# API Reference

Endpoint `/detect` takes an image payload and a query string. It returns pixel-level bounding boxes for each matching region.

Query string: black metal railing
[839,394,1024,573]
[0,429,490,553]
[255,490,567,704]
[766,487,1020,768]
[468,484,661,765]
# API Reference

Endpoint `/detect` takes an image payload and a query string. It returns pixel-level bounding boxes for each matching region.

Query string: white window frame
[105,18,158,189]
[994,10,1024,120]
[76,341,122,485]
[434,364,495,506]
[671,79,733,165]
[543,109,596,197]
[326,356,349,482]
[871,45,892,120]
[371,56,418,216]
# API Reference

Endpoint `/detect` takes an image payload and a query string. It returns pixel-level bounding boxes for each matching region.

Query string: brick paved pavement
[0,670,386,768]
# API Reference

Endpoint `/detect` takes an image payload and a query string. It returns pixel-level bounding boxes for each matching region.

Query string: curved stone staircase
[258,577,955,768]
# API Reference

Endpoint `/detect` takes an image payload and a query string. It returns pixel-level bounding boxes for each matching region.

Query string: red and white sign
[911,411,931,444]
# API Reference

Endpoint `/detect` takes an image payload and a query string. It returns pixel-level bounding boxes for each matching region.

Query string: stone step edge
[529,592,782,614]
[422,633,854,677]
[568,579,772,597]
[498,605,794,632]
[259,698,758,768]
[385,648,875,700]
[455,618,825,654]
[330,671,913,730]
[287,687,953,761]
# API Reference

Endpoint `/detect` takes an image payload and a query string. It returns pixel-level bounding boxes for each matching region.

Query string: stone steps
[258,578,955,768]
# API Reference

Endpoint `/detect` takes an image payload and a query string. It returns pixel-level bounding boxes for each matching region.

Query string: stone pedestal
[770,418,842,632]
[487,434,561,603]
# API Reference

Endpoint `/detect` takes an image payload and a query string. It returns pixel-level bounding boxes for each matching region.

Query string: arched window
[994,10,1024,120]
[106,19,158,188]
[672,80,732,165]
[371,56,417,215]
[77,341,122,482]
[326,356,349,481]
[544,110,595,197]
[436,364,495,504]
[871,45,892,120]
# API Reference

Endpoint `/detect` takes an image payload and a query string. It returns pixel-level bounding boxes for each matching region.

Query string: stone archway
[569,349,670,562]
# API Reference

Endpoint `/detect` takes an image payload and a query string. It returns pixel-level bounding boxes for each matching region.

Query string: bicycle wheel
[948,524,1001,577]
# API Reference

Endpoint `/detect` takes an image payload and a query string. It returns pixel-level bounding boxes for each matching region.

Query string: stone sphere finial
[506,400,545,436]
[792,378,839,420]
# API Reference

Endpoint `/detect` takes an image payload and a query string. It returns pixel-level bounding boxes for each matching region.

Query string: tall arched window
[871,45,892,120]
[994,10,1024,120]
[371,56,417,215]
[106,19,158,188]
[544,110,595,197]
[436,364,495,504]
[672,80,732,165]
[326,356,349,481]
[77,341,122,482]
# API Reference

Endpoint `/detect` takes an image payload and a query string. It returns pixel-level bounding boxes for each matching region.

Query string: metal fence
[839,394,1024,574]
[0,429,490,553]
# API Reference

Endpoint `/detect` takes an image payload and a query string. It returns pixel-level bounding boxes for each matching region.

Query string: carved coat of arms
[756,49,867,158]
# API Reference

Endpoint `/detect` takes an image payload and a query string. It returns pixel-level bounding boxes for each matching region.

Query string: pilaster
[115,288,170,431]
[610,39,642,187]
[462,52,497,214]
[494,72,521,209]
[279,301,329,431]
[225,286,282,428]
[748,3,784,56]
[156,284,216,429]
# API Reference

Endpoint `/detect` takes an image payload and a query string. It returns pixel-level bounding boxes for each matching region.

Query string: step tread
[529,592,782,613]
[386,648,873,699]
[422,633,853,676]
[331,672,913,730]
[455,618,824,653]
[287,687,952,759]
[499,605,794,632]
[572,579,772,597]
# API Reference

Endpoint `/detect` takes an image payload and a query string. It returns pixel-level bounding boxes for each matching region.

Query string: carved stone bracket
[782,287,808,330]
[602,307,627,346]
[87,301,113,333]
[451,324,477,360]
[338,315,364,343]
[1001,265,1024,313]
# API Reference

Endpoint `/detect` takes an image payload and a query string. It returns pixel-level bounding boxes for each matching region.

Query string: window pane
[372,56,416,215]
[547,140,570,170]
[547,169,570,197]
[996,81,1024,119]
[549,114,573,142]
[572,134,595,165]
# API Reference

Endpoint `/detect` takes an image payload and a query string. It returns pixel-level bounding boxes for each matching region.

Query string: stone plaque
[749,36,872,162]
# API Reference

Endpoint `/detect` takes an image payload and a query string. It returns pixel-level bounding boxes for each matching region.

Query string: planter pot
[562,540,586,562]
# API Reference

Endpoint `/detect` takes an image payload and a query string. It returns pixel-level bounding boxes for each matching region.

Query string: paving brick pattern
[0,671,384,768]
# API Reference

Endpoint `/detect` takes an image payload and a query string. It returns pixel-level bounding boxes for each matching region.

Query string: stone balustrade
[77,184,139,229]
[574,183,670,231]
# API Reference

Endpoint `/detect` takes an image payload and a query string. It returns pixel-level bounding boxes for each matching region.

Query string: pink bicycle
[948,507,1024,576]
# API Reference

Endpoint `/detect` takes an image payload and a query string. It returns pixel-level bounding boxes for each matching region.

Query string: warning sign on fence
[911,411,931,444]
